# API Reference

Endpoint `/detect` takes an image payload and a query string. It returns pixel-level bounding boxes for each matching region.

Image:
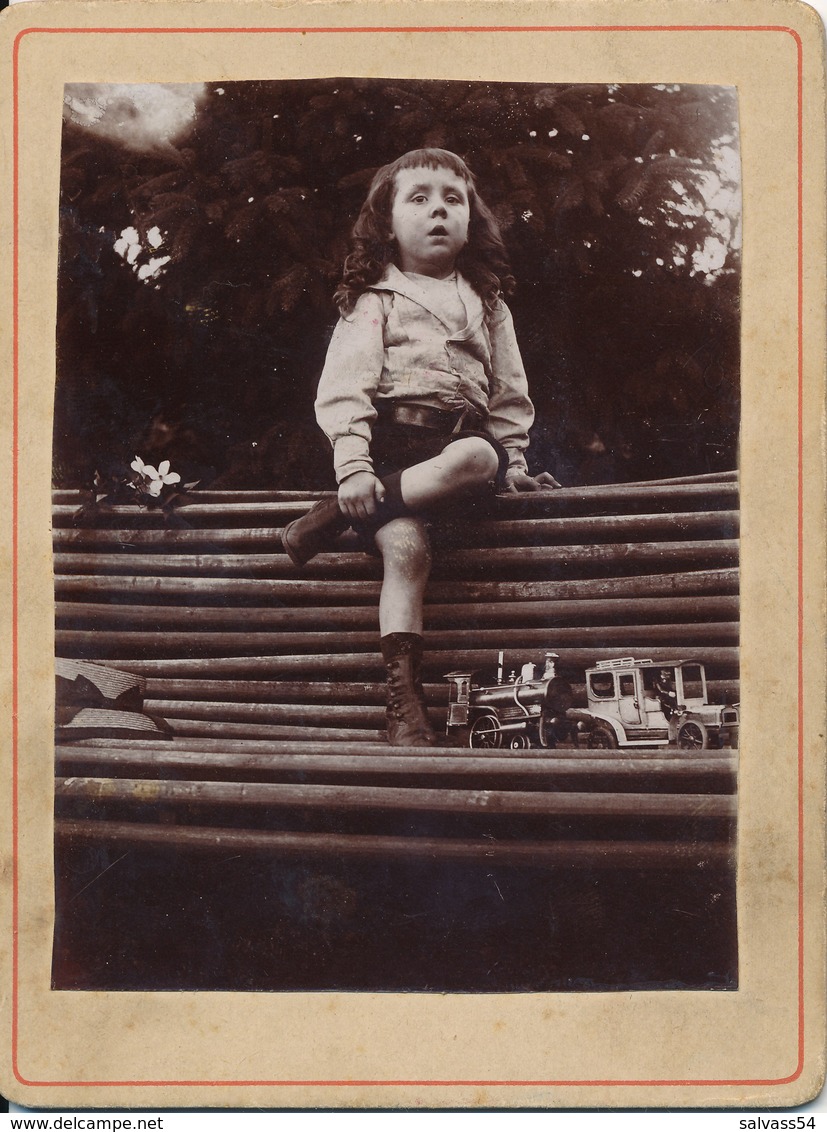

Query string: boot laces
[386,659,432,733]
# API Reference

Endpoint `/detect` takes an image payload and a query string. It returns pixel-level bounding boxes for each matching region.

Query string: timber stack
[53,470,739,870]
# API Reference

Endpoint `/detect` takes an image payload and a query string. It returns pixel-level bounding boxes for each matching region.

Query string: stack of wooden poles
[53,470,739,869]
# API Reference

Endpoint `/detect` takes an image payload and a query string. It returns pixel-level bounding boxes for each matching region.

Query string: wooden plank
[56,621,740,660]
[145,679,391,703]
[62,737,738,760]
[55,745,738,781]
[54,819,735,868]
[54,567,740,605]
[54,490,325,504]
[492,482,739,509]
[55,776,737,818]
[51,481,740,527]
[98,645,741,678]
[135,676,738,707]
[620,471,737,487]
[55,594,741,631]
[51,472,737,505]
[53,510,739,550]
[165,720,387,742]
[53,541,739,579]
[143,699,393,727]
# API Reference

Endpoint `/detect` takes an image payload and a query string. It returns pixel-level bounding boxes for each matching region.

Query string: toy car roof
[590,657,694,671]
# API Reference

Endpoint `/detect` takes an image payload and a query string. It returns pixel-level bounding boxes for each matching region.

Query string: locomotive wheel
[469,714,502,749]
[509,733,531,749]
[587,722,618,749]
[677,720,709,750]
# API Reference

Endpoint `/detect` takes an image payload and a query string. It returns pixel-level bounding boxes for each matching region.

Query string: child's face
[390,165,470,278]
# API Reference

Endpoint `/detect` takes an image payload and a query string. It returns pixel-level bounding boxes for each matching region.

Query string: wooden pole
[56,621,740,659]
[55,594,741,632]
[51,480,739,527]
[53,510,739,549]
[51,471,737,505]
[55,744,738,782]
[63,737,738,759]
[56,776,737,818]
[54,818,735,868]
[130,675,738,707]
[92,645,740,678]
[54,567,740,605]
[53,540,739,579]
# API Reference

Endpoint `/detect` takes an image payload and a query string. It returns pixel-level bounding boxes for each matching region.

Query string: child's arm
[315,292,387,491]
[338,470,385,522]
[486,304,561,491]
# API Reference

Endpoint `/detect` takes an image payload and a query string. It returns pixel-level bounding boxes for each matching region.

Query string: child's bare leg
[375,517,436,746]
[375,517,432,635]
[396,436,501,510]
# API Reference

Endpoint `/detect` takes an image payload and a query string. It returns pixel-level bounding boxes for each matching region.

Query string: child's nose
[430,201,447,217]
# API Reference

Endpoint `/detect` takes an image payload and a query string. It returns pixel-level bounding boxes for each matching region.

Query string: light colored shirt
[314,263,535,484]
[400,269,468,335]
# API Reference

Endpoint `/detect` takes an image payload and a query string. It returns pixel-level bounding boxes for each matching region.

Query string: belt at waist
[375,402,487,434]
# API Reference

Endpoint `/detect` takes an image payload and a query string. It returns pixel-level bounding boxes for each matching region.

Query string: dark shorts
[370,422,509,487]
[354,422,508,558]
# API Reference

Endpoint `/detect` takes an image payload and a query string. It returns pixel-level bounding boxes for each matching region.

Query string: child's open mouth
[428,225,448,236]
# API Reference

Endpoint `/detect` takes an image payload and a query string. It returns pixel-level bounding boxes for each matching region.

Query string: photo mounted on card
[1,0,824,1111]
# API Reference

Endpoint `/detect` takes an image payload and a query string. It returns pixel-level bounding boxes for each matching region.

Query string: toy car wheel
[509,733,531,749]
[469,714,502,749]
[677,720,709,750]
[587,722,618,749]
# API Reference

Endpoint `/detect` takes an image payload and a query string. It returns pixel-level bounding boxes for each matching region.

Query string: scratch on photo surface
[70,852,130,902]
[488,873,505,901]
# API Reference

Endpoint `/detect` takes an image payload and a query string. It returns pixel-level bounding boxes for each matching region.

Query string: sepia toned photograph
[51,76,742,994]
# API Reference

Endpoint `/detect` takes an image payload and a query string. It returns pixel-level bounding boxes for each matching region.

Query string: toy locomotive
[444,653,739,750]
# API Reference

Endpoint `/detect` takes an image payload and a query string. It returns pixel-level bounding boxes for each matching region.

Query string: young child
[283,148,559,747]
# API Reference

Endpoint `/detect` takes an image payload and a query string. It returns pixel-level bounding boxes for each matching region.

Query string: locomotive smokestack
[497,650,504,685]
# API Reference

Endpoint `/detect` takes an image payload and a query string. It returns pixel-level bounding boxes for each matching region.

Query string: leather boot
[381,633,438,747]
[281,496,350,566]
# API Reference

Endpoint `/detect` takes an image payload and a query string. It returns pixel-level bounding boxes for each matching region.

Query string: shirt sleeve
[486,302,535,476]
[314,291,386,484]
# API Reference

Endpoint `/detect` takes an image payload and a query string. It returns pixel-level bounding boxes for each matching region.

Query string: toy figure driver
[653,669,678,719]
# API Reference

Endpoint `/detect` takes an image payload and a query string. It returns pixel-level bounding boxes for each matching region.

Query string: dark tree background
[55,79,741,490]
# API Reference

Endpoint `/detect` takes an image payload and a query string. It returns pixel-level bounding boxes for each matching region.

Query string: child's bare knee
[448,437,500,483]
[376,517,432,574]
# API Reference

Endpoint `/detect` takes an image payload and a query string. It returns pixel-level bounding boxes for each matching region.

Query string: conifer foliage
[56,79,740,488]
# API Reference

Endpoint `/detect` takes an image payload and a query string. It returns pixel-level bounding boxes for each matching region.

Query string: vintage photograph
[51,77,741,993]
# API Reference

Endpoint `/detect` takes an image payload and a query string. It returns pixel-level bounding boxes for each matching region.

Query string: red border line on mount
[12,21,806,1091]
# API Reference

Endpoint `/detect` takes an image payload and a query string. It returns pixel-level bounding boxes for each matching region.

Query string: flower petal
[131,456,145,473]
[147,480,163,497]
[143,465,159,480]
[158,460,170,476]
[161,472,181,485]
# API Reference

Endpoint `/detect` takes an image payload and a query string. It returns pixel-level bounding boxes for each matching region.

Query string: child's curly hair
[334,148,515,316]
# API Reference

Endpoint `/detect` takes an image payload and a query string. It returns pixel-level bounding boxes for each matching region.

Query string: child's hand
[504,470,562,493]
[338,471,386,522]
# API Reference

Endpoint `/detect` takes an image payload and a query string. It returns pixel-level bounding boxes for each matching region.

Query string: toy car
[444,654,739,750]
[576,656,738,749]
